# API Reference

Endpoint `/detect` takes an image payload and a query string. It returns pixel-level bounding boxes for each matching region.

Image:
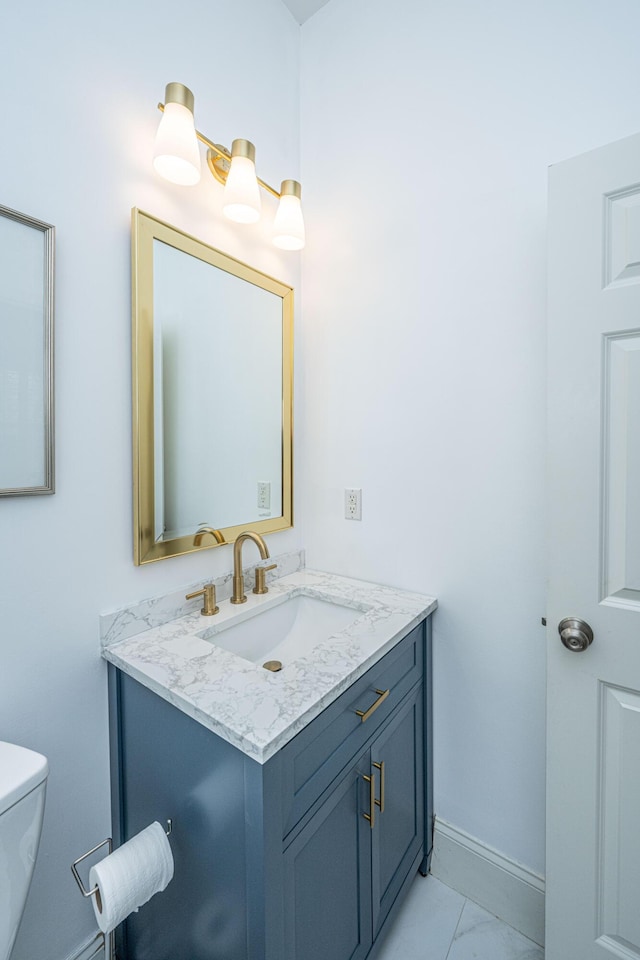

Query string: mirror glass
[132,210,293,564]
[0,205,54,496]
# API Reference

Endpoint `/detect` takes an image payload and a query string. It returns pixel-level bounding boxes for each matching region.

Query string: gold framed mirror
[132,209,293,564]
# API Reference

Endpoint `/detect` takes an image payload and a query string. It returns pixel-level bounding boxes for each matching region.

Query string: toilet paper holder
[71,820,172,960]
[71,820,173,901]
[71,837,113,901]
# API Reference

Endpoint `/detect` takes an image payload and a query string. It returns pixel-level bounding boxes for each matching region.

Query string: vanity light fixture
[223,139,261,224]
[272,179,305,250]
[153,83,305,250]
[153,83,201,186]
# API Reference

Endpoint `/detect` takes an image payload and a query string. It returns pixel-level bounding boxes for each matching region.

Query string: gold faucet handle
[185,583,219,616]
[253,563,277,595]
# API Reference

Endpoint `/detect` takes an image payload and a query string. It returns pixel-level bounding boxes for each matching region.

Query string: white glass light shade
[273,192,305,251]
[223,155,261,224]
[153,102,201,186]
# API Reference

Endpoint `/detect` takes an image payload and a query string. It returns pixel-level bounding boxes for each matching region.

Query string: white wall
[300,0,640,875]
[0,3,301,958]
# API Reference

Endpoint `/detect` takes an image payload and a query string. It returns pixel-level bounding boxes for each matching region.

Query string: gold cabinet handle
[373,761,385,813]
[362,773,376,829]
[355,688,390,723]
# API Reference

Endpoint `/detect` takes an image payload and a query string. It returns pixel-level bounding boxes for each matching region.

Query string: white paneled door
[547,132,640,959]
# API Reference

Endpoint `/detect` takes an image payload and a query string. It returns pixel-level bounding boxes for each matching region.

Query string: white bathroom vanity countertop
[102,569,437,763]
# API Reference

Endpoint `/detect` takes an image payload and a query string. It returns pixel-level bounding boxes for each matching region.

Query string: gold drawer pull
[363,773,376,829]
[355,688,389,723]
[373,760,385,813]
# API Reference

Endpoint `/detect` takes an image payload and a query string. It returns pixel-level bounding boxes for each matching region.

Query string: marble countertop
[102,569,437,764]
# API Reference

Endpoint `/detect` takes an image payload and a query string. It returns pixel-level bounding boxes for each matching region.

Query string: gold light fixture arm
[157,102,281,199]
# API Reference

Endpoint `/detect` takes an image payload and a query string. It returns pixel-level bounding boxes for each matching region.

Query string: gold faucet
[231,531,270,604]
[194,525,225,546]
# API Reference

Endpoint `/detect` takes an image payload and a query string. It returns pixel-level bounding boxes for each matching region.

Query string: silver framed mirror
[0,204,55,497]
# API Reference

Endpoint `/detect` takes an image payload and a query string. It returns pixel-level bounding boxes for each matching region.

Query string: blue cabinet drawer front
[281,621,424,838]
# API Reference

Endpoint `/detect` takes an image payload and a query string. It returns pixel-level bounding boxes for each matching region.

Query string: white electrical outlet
[257,481,271,510]
[345,488,362,520]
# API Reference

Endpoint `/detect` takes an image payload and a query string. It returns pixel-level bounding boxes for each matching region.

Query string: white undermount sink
[201,593,363,667]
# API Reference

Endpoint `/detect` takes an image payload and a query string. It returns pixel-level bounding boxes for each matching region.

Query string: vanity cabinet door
[370,684,424,939]
[280,683,425,960]
[282,748,373,960]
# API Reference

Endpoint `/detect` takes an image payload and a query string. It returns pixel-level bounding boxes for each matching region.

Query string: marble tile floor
[376,875,544,960]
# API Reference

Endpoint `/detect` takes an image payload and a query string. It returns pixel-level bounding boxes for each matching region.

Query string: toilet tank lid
[0,742,48,816]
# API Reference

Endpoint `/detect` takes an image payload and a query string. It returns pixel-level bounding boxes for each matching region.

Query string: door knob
[558,617,594,652]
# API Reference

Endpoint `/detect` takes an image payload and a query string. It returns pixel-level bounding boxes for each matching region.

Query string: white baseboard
[64,932,104,960]
[430,817,545,947]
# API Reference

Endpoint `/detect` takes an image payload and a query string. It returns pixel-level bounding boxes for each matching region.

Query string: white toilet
[0,742,48,960]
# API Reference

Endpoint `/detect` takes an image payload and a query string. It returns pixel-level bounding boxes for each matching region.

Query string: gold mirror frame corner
[131,208,293,566]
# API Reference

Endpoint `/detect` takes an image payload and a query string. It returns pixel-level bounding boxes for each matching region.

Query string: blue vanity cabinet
[108,616,432,960]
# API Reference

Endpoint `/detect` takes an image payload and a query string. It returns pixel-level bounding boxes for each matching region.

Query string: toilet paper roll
[89,821,174,934]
